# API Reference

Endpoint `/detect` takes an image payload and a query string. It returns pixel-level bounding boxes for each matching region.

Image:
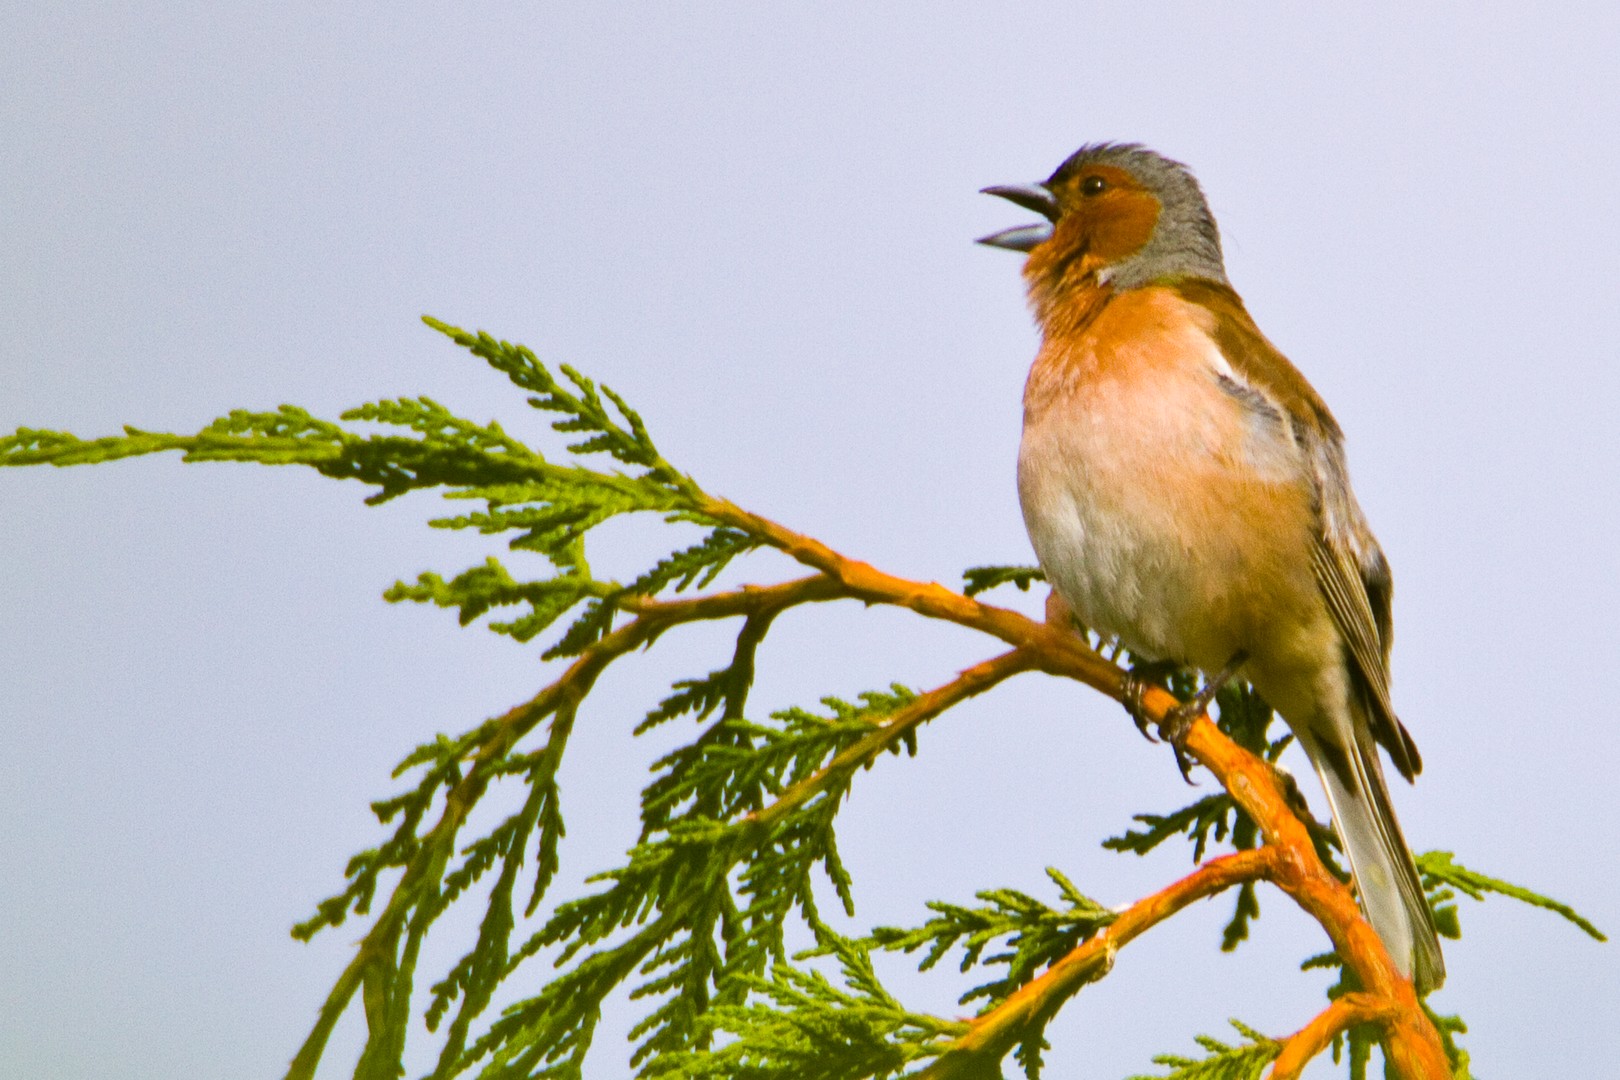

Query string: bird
[978,142,1445,993]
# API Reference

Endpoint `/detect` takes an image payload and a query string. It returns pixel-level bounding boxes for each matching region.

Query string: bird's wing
[1307,519,1420,778]
[1173,279,1422,780]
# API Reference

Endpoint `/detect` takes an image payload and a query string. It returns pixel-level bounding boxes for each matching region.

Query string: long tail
[1296,694,1445,994]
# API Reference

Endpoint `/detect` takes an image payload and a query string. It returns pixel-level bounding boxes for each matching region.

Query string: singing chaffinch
[980,143,1444,993]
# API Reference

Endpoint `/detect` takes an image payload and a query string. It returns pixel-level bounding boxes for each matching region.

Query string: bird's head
[979,143,1228,316]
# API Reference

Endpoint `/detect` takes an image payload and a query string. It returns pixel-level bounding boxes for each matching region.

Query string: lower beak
[976,183,1059,252]
[976,223,1055,252]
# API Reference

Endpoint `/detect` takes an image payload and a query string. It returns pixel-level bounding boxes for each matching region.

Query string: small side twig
[916,847,1279,1079]
[1268,993,1392,1080]
[747,649,1038,832]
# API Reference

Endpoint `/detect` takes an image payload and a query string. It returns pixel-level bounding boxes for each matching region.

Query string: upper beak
[977,183,1059,251]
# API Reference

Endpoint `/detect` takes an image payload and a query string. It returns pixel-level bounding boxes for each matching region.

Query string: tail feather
[1297,697,1445,994]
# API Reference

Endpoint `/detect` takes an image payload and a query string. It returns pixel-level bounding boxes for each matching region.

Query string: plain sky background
[3,5,1617,1079]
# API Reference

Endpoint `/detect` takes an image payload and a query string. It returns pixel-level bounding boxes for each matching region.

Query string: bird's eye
[1080,175,1107,196]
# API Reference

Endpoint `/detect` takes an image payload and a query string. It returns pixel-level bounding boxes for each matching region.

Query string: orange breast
[1017,287,1321,670]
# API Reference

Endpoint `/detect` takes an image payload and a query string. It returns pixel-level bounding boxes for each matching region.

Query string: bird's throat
[1026,267,1116,342]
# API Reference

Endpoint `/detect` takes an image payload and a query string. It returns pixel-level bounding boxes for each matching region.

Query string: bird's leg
[1157,651,1249,782]
[1044,590,1079,633]
[1119,659,1182,743]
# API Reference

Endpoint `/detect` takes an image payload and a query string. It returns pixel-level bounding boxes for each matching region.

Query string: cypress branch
[6,319,1606,1080]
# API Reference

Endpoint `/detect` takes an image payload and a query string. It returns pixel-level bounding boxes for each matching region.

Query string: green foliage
[1422,1003,1472,1080]
[860,869,1114,1009]
[454,687,920,1080]
[853,869,1116,1078]
[1124,1021,1279,1080]
[644,925,968,1080]
[1417,850,1607,943]
[1,319,756,1078]
[6,319,1607,1080]
[2,321,731,665]
[962,564,1046,597]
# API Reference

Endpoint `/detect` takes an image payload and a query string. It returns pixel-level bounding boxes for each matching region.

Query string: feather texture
[999,143,1445,988]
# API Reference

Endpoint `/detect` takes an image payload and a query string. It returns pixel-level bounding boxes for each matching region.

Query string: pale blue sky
[3,5,1616,1079]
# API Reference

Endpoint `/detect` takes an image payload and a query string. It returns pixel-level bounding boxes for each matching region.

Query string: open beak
[976,183,1060,251]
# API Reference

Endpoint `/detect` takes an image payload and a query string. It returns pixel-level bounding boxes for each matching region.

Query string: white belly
[1017,364,1310,671]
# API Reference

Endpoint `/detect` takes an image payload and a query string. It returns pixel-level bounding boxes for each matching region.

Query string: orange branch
[1170,697,1450,1079]
[1268,993,1392,1080]
[747,649,1037,831]
[695,502,1450,1078]
[917,848,1278,1079]
[703,497,1127,692]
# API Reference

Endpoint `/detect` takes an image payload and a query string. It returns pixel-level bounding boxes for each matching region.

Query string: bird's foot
[1157,700,1205,784]
[1122,652,1249,785]
[1120,660,1179,744]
